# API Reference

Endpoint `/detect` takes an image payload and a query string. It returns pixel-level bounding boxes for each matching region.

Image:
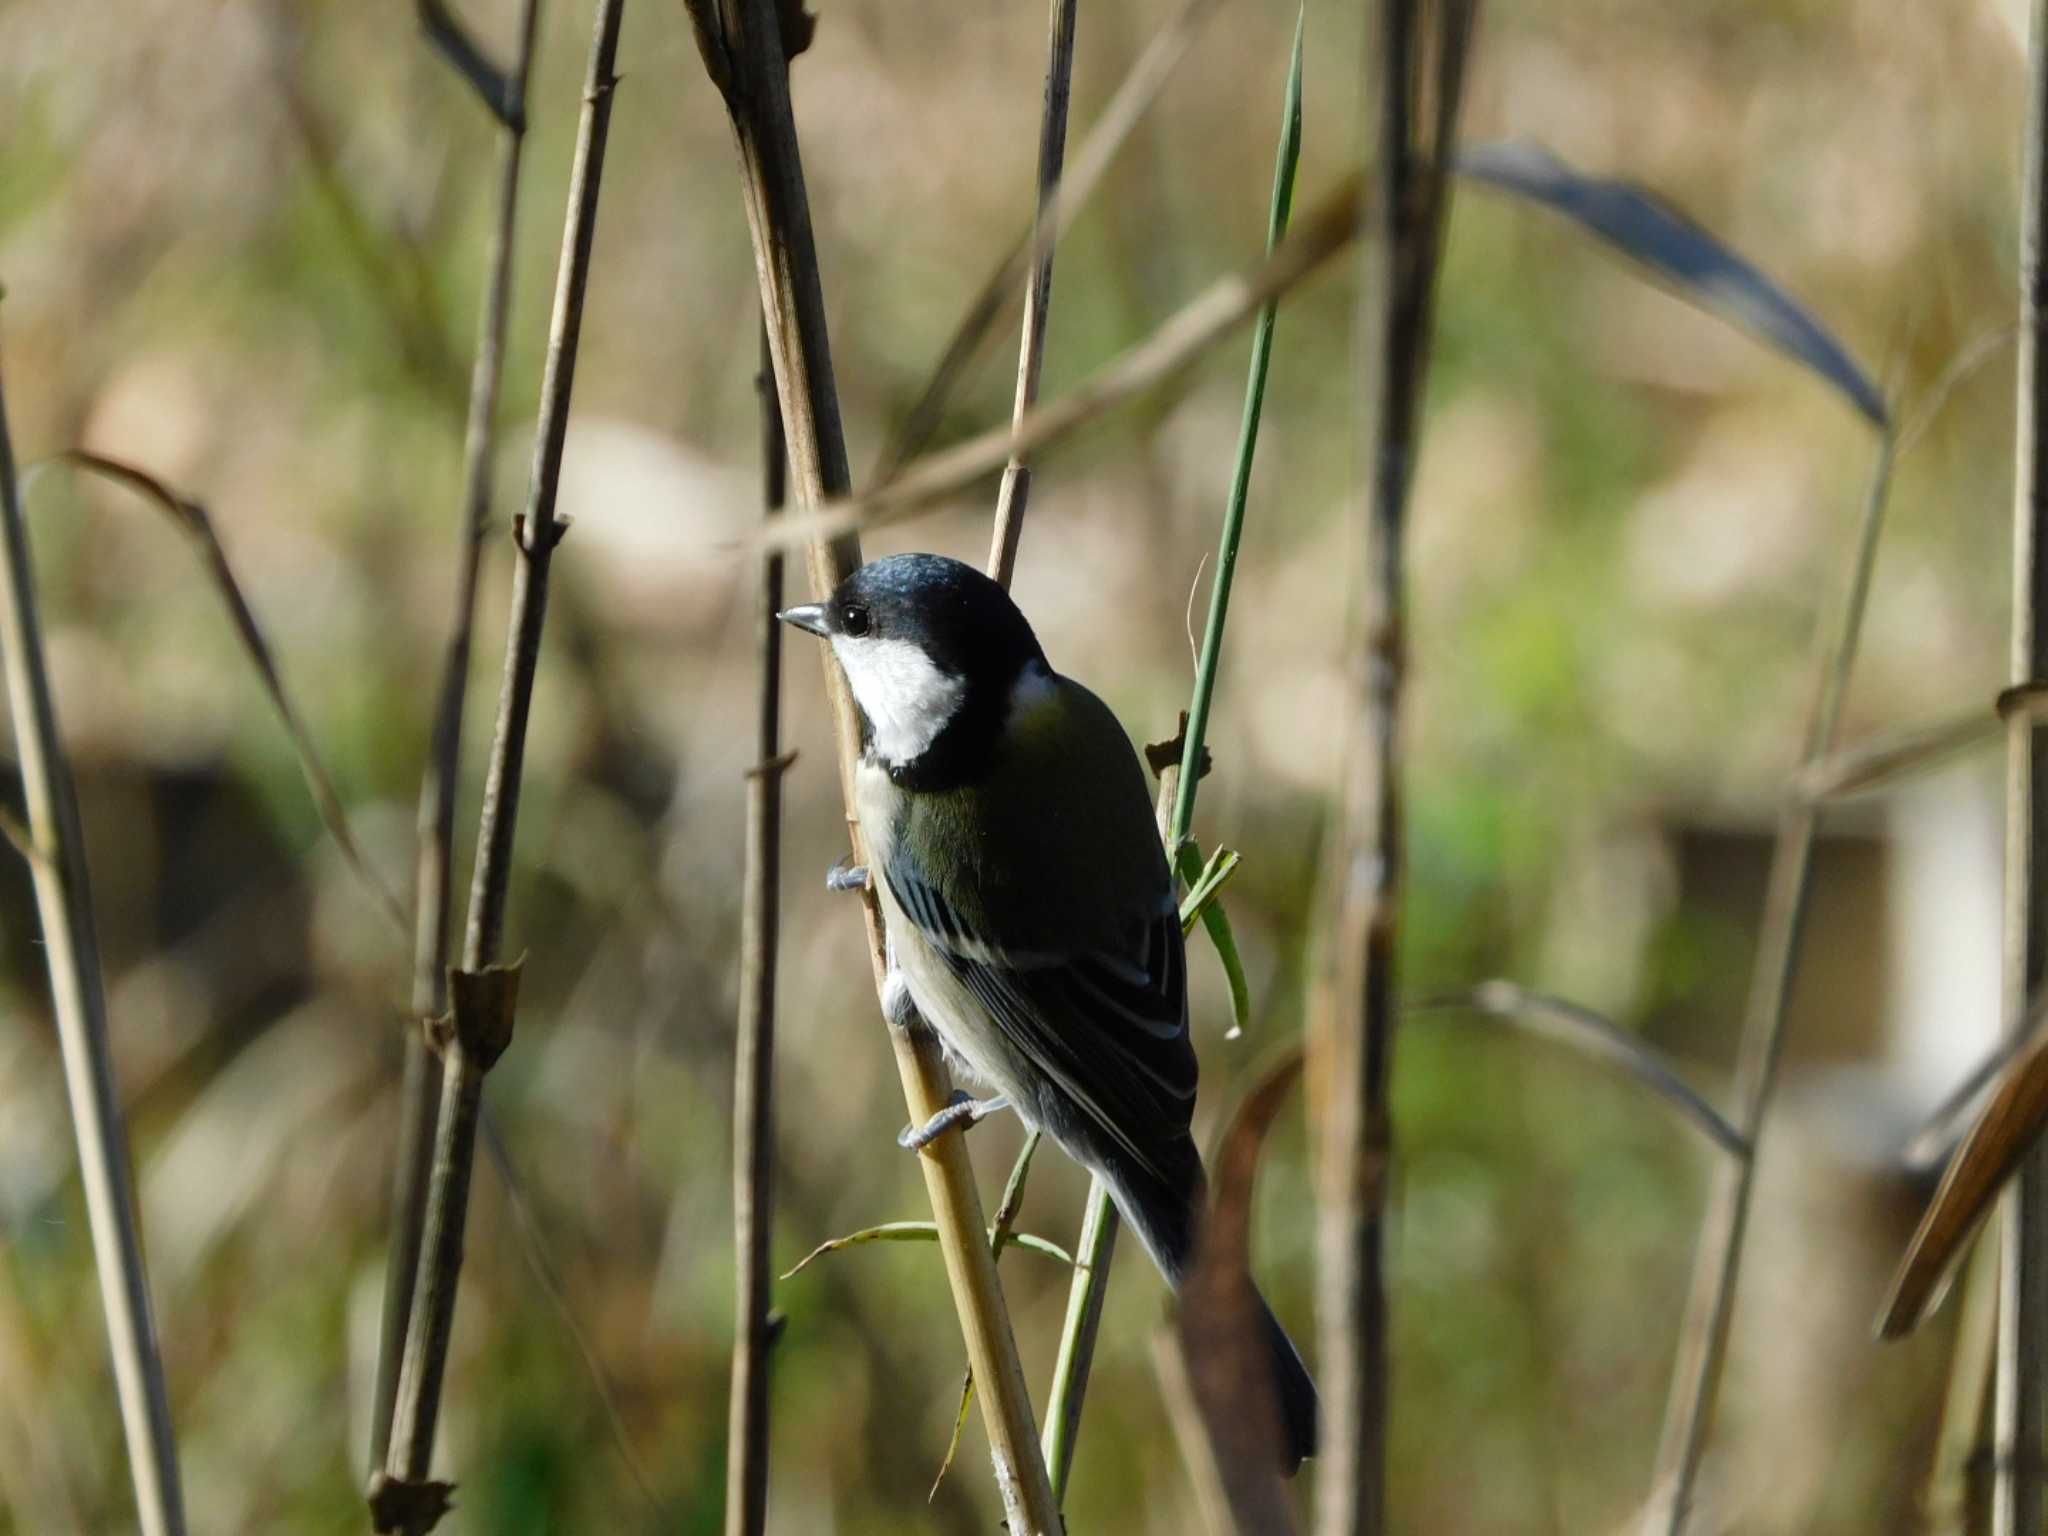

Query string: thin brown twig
[1641,438,1898,1532]
[372,0,544,1479]
[872,0,1228,483]
[725,323,788,1536]
[373,3,627,1529]
[986,0,1079,586]
[0,335,187,1535]
[1406,983,1744,1158]
[269,27,469,410]
[769,171,1365,556]
[34,452,408,935]
[680,1,1061,1528]
[1315,4,1474,1532]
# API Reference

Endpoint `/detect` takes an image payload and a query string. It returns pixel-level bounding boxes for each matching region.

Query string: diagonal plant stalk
[763,169,1364,556]
[679,1,1061,1528]
[1315,3,1472,1532]
[371,2,626,1530]
[724,323,789,1536]
[986,0,1079,586]
[1642,437,1897,1534]
[371,0,544,1480]
[1040,17,1302,1504]
[875,0,1225,483]
[0,333,187,1536]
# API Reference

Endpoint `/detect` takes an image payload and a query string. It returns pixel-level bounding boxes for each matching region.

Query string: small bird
[780,552,1318,1472]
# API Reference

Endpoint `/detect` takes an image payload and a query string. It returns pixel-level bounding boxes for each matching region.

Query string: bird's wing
[888,858,1196,1184]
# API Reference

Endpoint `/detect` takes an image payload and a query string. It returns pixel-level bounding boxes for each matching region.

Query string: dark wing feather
[888,861,1196,1183]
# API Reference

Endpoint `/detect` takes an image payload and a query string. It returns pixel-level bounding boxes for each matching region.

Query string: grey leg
[898,1091,1013,1152]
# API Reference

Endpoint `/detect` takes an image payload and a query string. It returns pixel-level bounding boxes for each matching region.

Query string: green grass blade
[1169,5,1303,849]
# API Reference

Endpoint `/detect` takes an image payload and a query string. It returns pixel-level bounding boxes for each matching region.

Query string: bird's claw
[825,857,870,894]
[898,1092,1011,1152]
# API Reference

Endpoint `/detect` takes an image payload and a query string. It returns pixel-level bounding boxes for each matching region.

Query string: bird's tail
[1253,1285,1319,1474]
[1104,1151,1320,1473]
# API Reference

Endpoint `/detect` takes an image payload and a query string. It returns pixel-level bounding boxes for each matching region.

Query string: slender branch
[725,324,788,1536]
[986,0,1079,586]
[373,4,626,1528]
[1996,0,2048,1518]
[874,0,1226,482]
[0,331,187,1536]
[1642,438,1897,1532]
[1041,19,1303,1499]
[32,452,407,933]
[680,2,1061,1528]
[1405,983,1744,1159]
[761,171,1364,555]
[418,0,526,128]
[371,0,543,1479]
[1315,4,1472,1531]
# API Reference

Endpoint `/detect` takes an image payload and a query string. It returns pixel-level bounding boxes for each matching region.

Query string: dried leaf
[1459,142,1887,427]
[1883,1009,2048,1338]
[32,452,410,935]
[1170,1048,1303,1533]
[1408,981,1745,1157]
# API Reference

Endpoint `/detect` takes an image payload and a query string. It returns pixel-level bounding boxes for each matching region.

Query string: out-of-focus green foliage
[0,0,2020,1530]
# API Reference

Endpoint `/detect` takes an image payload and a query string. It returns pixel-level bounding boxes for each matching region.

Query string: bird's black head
[779,553,1048,786]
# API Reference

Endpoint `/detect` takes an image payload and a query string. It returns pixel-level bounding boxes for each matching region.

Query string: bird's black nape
[825,554,1047,685]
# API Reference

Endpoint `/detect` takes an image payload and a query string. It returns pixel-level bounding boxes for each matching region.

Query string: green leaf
[781,1221,1073,1280]
[1177,840,1251,1039]
[1177,844,1242,933]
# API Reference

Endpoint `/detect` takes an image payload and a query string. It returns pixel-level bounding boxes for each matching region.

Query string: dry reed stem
[986,0,1078,586]
[0,329,188,1536]
[683,1,1060,1527]
[374,3,626,1526]
[764,172,1365,554]
[372,0,543,1478]
[1642,440,1897,1534]
[875,0,1226,481]
[725,326,788,1536]
[1315,4,1471,1531]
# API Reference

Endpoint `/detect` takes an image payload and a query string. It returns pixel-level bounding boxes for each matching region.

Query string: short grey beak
[777,603,830,638]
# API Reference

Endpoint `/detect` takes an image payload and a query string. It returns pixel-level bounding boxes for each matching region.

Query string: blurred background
[0,0,2032,1530]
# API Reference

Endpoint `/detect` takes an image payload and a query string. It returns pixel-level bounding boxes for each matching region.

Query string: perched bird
[780,552,1318,1472]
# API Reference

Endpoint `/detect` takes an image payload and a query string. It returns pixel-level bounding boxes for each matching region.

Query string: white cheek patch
[831,635,969,766]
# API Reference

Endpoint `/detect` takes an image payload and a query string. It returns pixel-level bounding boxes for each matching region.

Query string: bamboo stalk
[1641,441,1896,1535]
[986,0,1079,587]
[1315,3,1470,1531]
[1996,0,2048,1520]
[371,0,543,1479]
[681,2,1061,1528]
[0,328,187,1536]
[371,4,627,1529]
[724,325,789,1536]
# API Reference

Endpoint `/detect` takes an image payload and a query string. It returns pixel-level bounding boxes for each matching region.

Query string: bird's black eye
[840,604,871,637]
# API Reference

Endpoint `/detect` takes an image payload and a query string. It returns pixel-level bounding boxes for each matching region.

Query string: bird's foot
[825,857,870,894]
[898,1092,1012,1152]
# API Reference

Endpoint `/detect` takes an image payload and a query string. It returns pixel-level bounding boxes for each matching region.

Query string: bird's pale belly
[856,761,1044,1118]
[879,875,1037,1103]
